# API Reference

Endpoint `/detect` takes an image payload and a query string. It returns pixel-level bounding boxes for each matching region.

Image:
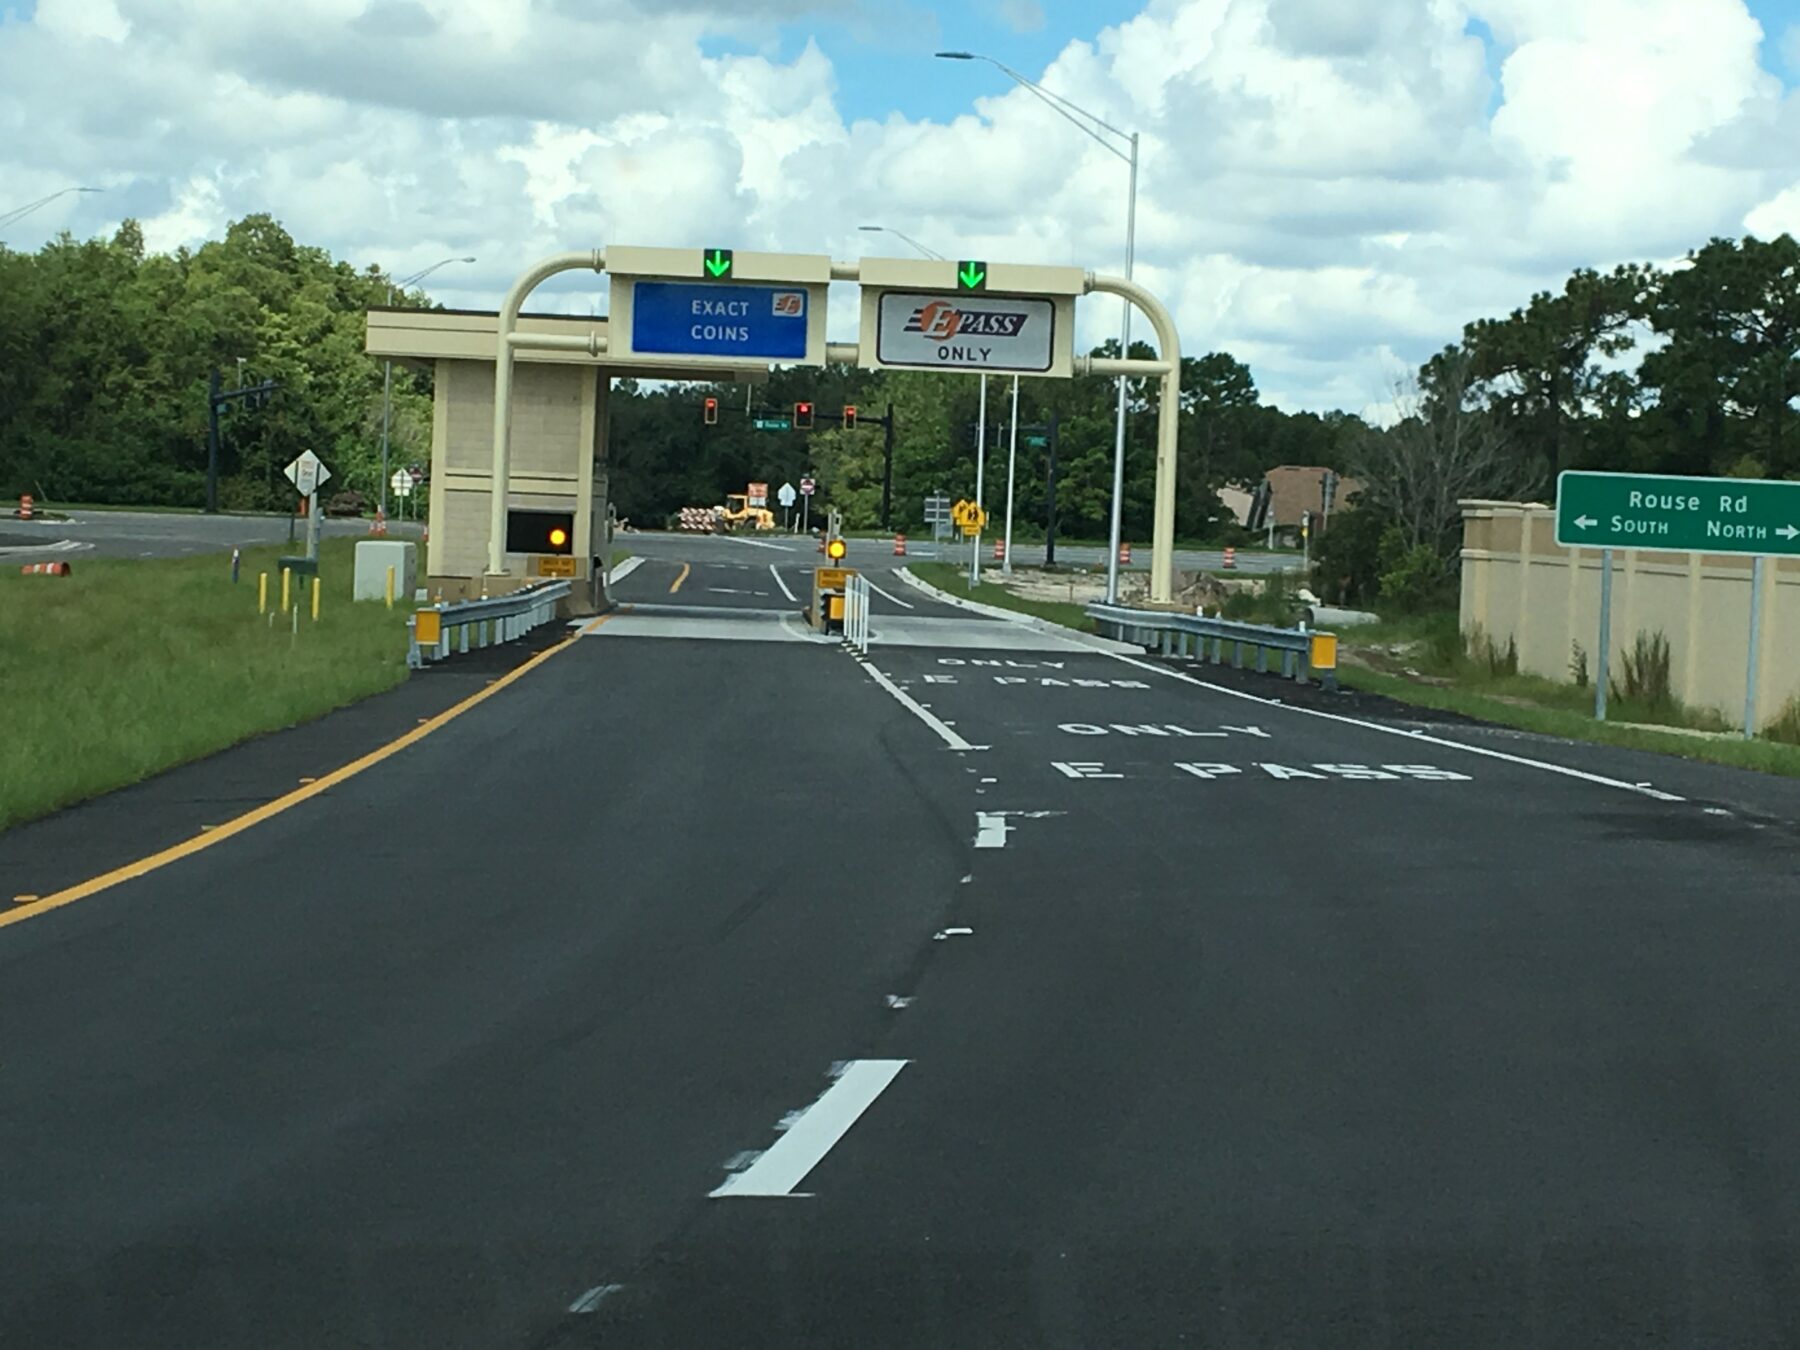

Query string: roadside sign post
[1594,549,1613,722]
[799,475,815,535]
[283,451,331,562]
[972,375,988,587]
[777,481,797,531]
[1003,374,1019,575]
[1556,470,1800,735]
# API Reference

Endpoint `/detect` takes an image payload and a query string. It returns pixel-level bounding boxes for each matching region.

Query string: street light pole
[0,185,100,233]
[380,255,474,516]
[936,51,1140,603]
[1004,373,1019,574]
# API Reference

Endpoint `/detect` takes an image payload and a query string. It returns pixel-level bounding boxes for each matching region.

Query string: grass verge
[1,538,418,830]
[1336,664,1800,777]
[908,562,1096,632]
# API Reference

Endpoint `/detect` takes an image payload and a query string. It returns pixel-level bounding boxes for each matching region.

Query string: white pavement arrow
[1778,524,1799,541]
[1574,515,1597,529]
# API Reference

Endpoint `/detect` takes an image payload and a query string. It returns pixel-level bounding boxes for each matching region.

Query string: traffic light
[506,508,575,555]
[842,405,857,430]
[703,396,719,426]
[826,537,847,561]
[794,401,814,430]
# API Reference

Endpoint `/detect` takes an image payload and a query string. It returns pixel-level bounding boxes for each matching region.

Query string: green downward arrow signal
[957,260,986,290]
[704,248,733,278]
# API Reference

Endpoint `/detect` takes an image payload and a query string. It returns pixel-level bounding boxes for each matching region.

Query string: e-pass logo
[771,291,805,317]
[903,301,1028,341]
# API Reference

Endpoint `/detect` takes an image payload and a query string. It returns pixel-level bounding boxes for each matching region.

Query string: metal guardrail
[407,579,573,668]
[1087,602,1331,685]
[843,573,872,653]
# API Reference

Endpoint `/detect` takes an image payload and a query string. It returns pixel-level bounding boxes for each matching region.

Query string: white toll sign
[777,482,798,508]
[875,292,1056,374]
[283,450,331,497]
[390,469,413,499]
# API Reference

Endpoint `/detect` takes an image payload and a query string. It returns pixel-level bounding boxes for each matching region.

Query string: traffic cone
[370,506,387,537]
[1222,546,1236,569]
[20,561,70,576]
[17,494,32,521]
[1119,541,1132,565]
[893,534,907,556]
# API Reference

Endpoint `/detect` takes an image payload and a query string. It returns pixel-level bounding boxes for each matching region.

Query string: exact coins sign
[874,292,1056,374]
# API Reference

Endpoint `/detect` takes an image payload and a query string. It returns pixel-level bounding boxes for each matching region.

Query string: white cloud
[1,0,1798,415]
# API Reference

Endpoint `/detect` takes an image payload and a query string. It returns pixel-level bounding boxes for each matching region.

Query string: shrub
[1375,525,1454,613]
[1608,631,1673,713]
[1569,642,1589,689]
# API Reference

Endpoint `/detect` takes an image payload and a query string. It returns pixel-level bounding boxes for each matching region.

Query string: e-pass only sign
[875,292,1055,374]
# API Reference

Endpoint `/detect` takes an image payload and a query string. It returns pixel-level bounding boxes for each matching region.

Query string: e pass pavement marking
[1053,761,1474,782]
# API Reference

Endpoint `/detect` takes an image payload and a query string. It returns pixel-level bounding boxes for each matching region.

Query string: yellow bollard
[281,568,291,612]
[386,565,395,610]
[311,576,321,622]
[258,572,268,614]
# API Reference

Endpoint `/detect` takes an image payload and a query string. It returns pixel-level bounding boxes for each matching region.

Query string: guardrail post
[407,616,421,670]
[1282,650,1296,679]
[438,623,450,661]
[1233,641,1244,669]
[460,621,471,655]
[1256,645,1268,674]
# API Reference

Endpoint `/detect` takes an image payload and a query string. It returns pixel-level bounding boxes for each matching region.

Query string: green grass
[1336,664,1800,777]
[908,562,1096,632]
[1,538,420,831]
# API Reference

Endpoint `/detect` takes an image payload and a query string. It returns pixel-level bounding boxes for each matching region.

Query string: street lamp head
[457,255,476,263]
[935,51,975,59]
[858,225,884,232]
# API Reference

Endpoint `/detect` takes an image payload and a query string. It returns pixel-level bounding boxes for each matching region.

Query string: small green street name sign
[752,416,791,432]
[1555,470,1800,555]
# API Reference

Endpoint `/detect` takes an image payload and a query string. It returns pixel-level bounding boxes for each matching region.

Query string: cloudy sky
[3,0,1800,415]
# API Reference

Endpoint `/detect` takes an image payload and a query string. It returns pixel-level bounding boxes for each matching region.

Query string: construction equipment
[716,492,776,532]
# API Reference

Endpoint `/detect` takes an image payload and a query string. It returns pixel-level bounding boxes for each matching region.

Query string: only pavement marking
[0,614,624,933]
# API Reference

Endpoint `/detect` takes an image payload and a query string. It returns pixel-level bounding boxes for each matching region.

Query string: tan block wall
[426,359,600,594]
[1461,502,1800,731]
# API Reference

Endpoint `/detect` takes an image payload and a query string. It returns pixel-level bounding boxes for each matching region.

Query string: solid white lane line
[865,579,915,610]
[975,811,1010,848]
[857,659,981,751]
[768,563,798,603]
[720,534,791,551]
[711,1060,908,1198]
[1106,653,1686,803]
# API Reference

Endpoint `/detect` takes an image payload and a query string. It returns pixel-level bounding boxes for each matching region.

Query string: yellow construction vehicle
[716,493,776,532]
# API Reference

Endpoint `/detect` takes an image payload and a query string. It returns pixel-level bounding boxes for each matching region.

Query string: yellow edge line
[0,611,623,933]
[669,562,690,594]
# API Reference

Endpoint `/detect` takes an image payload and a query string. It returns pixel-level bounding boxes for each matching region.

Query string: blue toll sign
[631,281,808,360]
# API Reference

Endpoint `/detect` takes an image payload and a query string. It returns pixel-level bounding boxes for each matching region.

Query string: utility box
[354,540,418,602]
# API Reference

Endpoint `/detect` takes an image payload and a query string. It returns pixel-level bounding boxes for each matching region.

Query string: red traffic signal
[703,396,719,426]
[794,401,814,430]
[843,405,857,430]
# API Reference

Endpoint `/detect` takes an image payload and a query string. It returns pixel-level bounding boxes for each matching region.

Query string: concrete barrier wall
[1461,501,1800,731]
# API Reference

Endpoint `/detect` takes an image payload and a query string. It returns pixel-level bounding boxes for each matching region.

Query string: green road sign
[957,260,986,291]
[752,416,791,432]
[1555,471,1800,555]
[704,247,733,279]
[1026,434,1048,448]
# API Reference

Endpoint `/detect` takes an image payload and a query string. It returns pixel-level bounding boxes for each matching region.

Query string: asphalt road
[5,547,1800,1347]
[0,509,423,560]
[622,526,1300,574]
